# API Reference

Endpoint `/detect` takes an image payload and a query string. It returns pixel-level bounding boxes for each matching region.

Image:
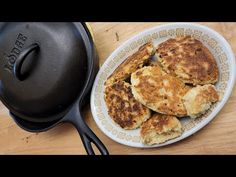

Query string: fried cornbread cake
[183,84,219,118]
[104,81,151,129]
[105,42,155,86]
[131,65,190,117]
[140,113,183,145]
[156,36,219,85]
[103,35,221,144]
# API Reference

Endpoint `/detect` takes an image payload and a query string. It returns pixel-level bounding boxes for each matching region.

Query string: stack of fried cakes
[104,36,219,145]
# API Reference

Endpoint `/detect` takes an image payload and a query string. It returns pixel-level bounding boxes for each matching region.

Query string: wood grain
[0,22,236,154]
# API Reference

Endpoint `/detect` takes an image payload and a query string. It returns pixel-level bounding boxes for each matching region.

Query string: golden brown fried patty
[131,65,190,117]
[140,113,183,145]
[104,81,151,129]
[183,84,219,118]
[156,36,219,85]
[105,42,155,86]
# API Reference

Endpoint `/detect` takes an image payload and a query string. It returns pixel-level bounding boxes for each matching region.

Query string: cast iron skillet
[0,22,109,155]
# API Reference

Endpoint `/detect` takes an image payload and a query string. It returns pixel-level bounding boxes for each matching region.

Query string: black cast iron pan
[0,22,109,155]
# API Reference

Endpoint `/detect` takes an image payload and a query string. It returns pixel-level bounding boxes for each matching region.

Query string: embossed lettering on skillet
[4,33,27,72]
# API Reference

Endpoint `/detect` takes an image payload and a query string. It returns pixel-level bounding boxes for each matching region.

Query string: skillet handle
[13,43,39,81]
[67,106,109,155]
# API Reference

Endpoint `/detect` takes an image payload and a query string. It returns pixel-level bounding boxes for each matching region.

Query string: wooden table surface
[0,22,236,155]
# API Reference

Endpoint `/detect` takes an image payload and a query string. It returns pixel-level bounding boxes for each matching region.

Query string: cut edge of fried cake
[182,84,219,119]
[140,113,183,145]
[105,42,155,86]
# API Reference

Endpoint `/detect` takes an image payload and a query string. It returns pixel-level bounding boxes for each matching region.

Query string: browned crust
[195,85,219,102]
[156,36,219,85]
[105,42,155,86]
[104,81,151,129]
[132,66,190,117]
[140,113,182,137]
